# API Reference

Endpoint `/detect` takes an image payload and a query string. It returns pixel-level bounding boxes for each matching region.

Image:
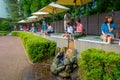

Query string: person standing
[64,11,70,32]
[100,15,116,44]
[31,23,35,32]
[42,19,47,32]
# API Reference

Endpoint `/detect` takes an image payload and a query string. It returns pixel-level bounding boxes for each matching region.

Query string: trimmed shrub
[0,31,9,36]
[12,31,56,63]
[78,48,120,80]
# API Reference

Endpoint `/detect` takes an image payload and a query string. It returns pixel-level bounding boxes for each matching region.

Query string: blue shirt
[101,23,116,36]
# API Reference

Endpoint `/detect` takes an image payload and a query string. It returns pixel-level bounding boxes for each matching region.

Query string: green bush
[12,31,56,63]
[0,20,11,31]
[0,31,9,36]
[78,48,120,80]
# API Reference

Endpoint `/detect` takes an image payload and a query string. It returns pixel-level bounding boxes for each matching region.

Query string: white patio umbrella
[28,16,38,19]
[18,20,27,23]
[27,16,38,22]
[39,2,69,32]
[39,2,69,14]
[32,12,51,21]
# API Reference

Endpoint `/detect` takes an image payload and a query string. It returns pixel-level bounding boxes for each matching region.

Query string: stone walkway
[0,36,33,80]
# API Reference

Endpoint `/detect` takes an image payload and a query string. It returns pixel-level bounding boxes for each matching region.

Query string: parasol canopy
[56,0,92,6]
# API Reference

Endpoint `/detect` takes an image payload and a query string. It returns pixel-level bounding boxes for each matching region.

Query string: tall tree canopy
[5,0,120,22]
[20,0,55,17]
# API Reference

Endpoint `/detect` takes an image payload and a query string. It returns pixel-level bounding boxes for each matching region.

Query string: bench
[115,30,120,38]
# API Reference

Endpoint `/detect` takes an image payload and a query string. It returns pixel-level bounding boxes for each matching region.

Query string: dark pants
[72,33,84,38]
[48,31,54,34]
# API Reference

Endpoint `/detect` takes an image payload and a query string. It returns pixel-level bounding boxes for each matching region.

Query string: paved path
[0,36,32,80]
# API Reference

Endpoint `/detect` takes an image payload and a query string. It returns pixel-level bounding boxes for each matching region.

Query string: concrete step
[112,38,120,44]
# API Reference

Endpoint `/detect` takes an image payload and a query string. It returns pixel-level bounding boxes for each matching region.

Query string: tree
[0,19,11,31]
[20,0,32,17]
[15,0,120,23]
[95,0,116,13]
[113,0,120,11]
[20,0,55,18]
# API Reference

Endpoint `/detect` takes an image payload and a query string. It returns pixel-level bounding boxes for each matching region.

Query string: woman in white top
[62,22,73,38]
[66,22,73,34]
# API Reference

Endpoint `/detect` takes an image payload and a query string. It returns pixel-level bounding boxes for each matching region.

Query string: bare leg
[45,31,48,35]
[102,36,107,42]
[107,37,113,44]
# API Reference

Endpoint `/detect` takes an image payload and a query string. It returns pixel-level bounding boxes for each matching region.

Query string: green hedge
[78,48,120,80]
[0,31,9,36]
[12,31,56,63]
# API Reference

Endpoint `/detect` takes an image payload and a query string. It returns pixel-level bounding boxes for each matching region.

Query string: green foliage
[78,48,120,80]
[7,0,120,23]
[11,31,56,63]
[20,0,32,17]
[30,0,41,13]
[95,0,120,14]
[0,20,11,31]
[20,0,55,17]
[0,31,9,36]
[113,0,120,11]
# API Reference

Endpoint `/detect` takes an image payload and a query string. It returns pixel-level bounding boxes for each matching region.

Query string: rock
[64,58,71,65]
[57,52,64,60]
[56,76,64,80]
[73,64,77,69]
[57,62,64,67]
[71,68,79,80]
[51,47,79,79]
[65,65,71,73]
[59,71,70,78]
[69,56,76,63]
[50,63,58,75]
[56,66,65,72]
[55,52,65,64]
[53,58,60,65]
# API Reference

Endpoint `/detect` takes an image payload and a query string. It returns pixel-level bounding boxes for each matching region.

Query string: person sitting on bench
[72,18,84,39]
[45,23,54,35]
[62,22,73,38]
[100,15,116,44]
